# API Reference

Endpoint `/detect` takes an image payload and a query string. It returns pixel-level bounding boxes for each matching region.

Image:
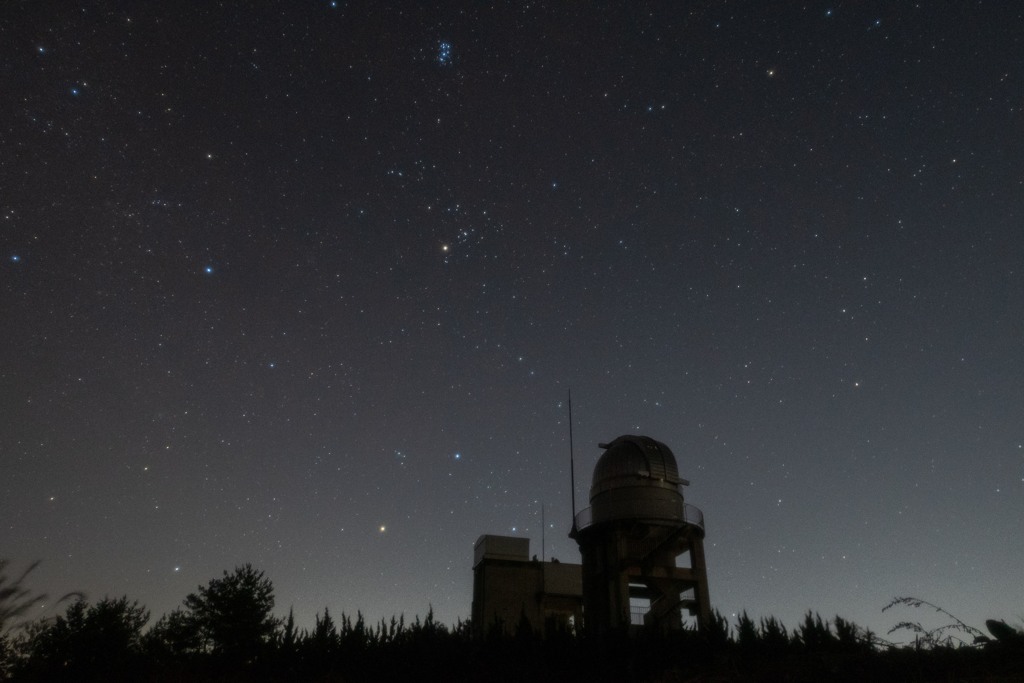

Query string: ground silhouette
[2,562,1022,682]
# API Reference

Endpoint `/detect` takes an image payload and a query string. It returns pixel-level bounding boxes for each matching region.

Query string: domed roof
[589,435,687,501]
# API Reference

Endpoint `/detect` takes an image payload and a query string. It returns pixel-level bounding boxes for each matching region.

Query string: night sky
[3,2,1022,638]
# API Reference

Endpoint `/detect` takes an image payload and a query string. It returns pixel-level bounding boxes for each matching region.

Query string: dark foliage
[0,560,81,636]
[0,561,44,636]
[183,563,280,663]
[144,607,201,663]
[883,595,986,647]
[9,597,148,682]
[139,564,281,680]
[978,618,1024,649]
[3,572,1023,682]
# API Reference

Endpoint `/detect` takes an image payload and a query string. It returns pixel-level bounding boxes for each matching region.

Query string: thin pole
[568,389,577,529]
[541,503,546,561]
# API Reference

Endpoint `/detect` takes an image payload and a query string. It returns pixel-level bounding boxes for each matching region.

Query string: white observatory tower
[571,435,711,634]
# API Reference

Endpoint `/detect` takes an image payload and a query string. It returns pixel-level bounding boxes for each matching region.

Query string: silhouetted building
[471,435,711,637]
[571,435,711,634]
[471,535,582,636]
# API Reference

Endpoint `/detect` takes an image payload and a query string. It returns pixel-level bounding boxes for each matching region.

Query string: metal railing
[573,506,593,530]
[573,502,704,533]
[683,503,704,529]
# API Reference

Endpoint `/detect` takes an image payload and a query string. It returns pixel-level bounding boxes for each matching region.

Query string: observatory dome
[587,435,686,526]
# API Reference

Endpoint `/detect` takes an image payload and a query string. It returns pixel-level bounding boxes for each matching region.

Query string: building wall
[471,535,582,637]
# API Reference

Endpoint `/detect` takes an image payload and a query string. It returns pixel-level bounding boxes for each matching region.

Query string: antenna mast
[568,389,577,531]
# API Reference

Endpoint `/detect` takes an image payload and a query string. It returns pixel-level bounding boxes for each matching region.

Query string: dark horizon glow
[2,2,1022,638]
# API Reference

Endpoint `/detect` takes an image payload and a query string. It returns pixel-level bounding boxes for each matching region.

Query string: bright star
[204,266,214,274]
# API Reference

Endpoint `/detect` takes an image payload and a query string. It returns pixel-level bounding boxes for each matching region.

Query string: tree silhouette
[5,568,1024,682]
[279,606,298,655]
[181,564,280,666]
[14,596,148,681]
[311,607,338,648]
[144,607,201,663]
